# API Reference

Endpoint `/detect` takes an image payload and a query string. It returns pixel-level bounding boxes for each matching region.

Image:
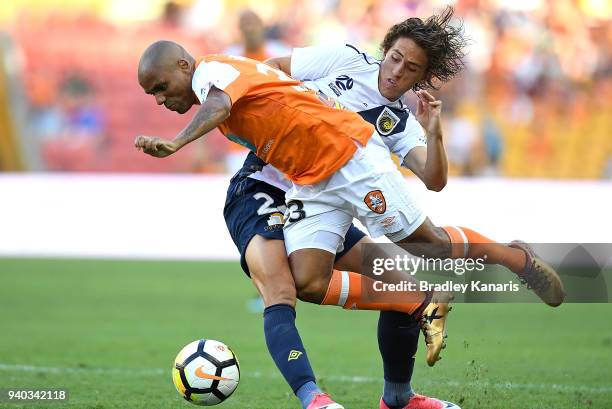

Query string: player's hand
[414,90,443,138]
[134,136,178,158]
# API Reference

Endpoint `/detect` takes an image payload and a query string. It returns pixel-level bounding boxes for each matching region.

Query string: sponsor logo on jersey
[364,190,386,214]
[316,91,346,110]
[328,81,342,97]
[376,107,401,136]
[262,138,275,155]
[288,350,303,361]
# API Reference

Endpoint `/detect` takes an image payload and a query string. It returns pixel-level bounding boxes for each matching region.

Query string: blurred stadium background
[1,1,612,408]
[0,0,610,177]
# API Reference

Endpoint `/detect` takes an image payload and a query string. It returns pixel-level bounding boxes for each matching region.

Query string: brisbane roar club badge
[376,106,400,136]
[364,190,386,214]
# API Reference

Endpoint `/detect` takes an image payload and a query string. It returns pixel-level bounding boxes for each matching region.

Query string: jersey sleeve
[290,44,363,81]
[384,113,427,164]
[192,60,246,104]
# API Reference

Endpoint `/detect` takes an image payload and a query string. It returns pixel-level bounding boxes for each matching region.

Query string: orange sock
[320,270,429,316]
[442,226,526,274]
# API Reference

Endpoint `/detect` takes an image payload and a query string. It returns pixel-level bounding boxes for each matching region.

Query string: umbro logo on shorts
[364,190,387,214]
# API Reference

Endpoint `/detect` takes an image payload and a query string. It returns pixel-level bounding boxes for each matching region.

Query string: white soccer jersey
[245,43,427,190]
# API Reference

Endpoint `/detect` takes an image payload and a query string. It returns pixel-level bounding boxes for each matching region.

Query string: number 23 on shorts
[285,200,306,223]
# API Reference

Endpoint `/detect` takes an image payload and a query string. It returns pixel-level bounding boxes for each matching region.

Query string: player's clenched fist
[134,136,178,158]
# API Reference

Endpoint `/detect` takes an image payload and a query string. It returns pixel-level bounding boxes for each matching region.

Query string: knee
[430,226,450,245]
[405,223,449,245]
[261,281,297,308]
[295,274,330,305]
[399,221,451,258]
[289,249,334,304]
[252,268,297,307]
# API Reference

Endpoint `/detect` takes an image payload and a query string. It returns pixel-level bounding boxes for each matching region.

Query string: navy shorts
[224,171,367,277]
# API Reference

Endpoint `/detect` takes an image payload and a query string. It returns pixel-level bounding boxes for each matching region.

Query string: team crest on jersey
[265,212,285,231]
[376,107,401,136]
[364,190,386,214]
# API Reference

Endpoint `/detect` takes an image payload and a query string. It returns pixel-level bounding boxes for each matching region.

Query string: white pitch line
[1,364,611,395]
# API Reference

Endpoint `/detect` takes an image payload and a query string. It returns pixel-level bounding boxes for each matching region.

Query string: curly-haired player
[379,7,468,91]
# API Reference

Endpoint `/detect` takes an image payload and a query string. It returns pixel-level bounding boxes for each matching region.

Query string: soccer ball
[172,339,240,405]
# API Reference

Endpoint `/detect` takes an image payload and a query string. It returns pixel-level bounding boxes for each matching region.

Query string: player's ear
[177,58,190,71]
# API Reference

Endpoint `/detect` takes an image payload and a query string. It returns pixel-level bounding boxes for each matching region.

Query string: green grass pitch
[0,259,611,409]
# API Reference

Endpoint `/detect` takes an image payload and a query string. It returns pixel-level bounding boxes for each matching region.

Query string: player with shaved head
[139,41,198,115]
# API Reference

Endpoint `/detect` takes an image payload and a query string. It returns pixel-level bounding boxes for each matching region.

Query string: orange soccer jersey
[193,55,374,184]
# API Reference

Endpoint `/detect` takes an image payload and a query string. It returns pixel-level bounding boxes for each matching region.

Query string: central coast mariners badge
[265,212,285,231]
[376,107,400,136]
[364,190,387,214]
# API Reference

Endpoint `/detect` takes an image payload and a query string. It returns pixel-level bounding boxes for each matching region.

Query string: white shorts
[284,132,426,255]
